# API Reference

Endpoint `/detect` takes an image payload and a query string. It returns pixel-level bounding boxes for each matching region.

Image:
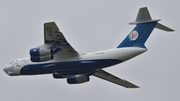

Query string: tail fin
[117,7,174,48]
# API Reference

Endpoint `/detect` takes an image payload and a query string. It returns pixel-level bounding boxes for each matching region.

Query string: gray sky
[0,0,179,101]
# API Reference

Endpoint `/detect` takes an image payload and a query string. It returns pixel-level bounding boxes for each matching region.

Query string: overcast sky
[0,0,179,101]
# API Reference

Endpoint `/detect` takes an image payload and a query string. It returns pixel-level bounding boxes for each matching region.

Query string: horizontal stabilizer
[155,23,174,32]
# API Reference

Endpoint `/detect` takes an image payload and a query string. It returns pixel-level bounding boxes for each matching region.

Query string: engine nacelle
[53,74,73,79]
[30,48,53,56]
[67,75,90,84]
[30,54,53,62]
[53,74,65,79]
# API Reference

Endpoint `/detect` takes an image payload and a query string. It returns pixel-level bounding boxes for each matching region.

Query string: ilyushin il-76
[3,7,174,88]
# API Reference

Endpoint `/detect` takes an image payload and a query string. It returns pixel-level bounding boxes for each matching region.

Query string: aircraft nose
[3,67,7,74]
[3,66,20,76]
[3,67,12,75]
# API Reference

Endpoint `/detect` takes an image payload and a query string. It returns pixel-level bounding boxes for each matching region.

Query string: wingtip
[127,85,140,88]
[168,29,175,32]
[132,86,140,88]
[135,86,140,88]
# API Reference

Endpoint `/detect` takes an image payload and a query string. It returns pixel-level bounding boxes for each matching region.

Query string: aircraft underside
[20,59,123,75]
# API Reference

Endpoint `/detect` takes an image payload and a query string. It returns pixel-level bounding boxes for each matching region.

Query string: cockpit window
[21,59,27,62]
[9,59,19,65]
[9,61,14,64]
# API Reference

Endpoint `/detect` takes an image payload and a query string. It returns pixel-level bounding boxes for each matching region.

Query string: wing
[93,69,139,88]
[44,22,78,54]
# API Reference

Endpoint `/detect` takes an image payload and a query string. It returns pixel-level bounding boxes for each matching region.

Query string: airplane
[3,7,174,88]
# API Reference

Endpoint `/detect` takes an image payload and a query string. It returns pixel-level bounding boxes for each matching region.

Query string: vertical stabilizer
[129,7,160,24]
[117,7,174,48]
[135,7,152,22]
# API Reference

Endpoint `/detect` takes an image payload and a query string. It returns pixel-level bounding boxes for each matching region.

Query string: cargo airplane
[3,7,174,88]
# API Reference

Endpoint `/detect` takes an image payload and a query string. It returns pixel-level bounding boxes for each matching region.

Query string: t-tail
[117,7,174,48]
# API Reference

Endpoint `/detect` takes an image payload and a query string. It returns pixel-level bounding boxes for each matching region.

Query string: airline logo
[129,30,139,41]
[33,49,36,52]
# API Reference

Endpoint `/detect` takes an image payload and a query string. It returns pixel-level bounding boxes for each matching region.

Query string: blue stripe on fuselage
[20,59,123,75]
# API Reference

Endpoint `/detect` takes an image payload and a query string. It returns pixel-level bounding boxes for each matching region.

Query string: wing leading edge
[44,22,78,54]
[93,70,139,88]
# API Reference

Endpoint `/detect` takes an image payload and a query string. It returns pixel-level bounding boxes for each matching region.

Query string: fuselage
[3,47,147,76]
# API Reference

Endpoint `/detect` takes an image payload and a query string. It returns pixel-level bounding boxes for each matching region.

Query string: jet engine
[53,73,65,79]
[53,73,73,79]
[67,75,90,84]
[30,48,53,62]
